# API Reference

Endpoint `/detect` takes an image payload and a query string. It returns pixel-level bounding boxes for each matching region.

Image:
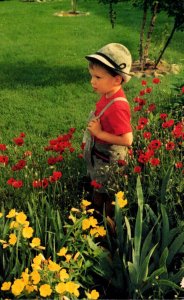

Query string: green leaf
[160,165,173,203]
[157,279,183,291]
[138,243,158,283]
[161,204,169,251]
[159,247,169,268]
[167,231,184,265]
[128,261,138,286]
[133,176,144,270]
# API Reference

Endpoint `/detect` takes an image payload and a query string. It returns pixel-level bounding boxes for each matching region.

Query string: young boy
[83,43,133,217]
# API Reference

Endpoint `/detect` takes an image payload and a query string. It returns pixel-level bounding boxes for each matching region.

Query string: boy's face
[88,64,122,98]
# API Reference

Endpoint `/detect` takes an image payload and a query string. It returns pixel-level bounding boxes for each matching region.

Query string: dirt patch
[131,59,181,78]
[54,11,90,17]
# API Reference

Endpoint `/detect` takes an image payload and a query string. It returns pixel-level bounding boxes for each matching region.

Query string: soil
[131,59,181,78]
[54,11,90,17]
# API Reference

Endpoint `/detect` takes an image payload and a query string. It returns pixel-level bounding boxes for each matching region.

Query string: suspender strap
[96,97,127,118]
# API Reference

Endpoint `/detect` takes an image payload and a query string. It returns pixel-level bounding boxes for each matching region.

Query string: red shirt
[94,88,132,143]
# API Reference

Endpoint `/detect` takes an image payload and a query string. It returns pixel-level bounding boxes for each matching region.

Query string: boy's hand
[87,118,102,137]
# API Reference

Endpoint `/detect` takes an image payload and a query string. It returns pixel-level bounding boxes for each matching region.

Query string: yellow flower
[9,233,17,245]
[16,212,27,225]
[30,270,41,285]
[82,218,91,230]
[73,251,80,261]
[0,212,3,218]
[22,226,34,238]
[11,279,25,296]
[25,284,35,294]
[21,269,29,285]
[48,260,61,272]
[90,226,106,237]
[6,209,16,218]
[87,208,95,214]
[10,221,19,229]
[59,269,69,281]
[81,199,91,207]
[0,239,7,244]
[57,247,68,257]
[68,213,76,223]
[65,281,80,297]
[55,282,66,294]
[1,281,11,291]
[86,289,99,299]
[65,254,72,263]
[89,216,98,227]
[30,237,40,248]
[31,253,45,270]
[39,284,52,298]
[112,191,128,208]
[70,207,80,213]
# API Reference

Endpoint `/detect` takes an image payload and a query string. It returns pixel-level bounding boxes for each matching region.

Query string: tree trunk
[154,22,177,68]
[71,0,77,13]
[139,0,149,71]
[142,1,158,68]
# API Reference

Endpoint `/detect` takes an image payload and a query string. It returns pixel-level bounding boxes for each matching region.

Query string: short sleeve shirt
[94,88,132,143]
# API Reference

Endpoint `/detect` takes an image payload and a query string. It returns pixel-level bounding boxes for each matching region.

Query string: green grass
[0,0,183,147]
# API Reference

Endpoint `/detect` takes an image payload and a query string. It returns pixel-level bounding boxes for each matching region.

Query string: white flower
[180,277,184,288]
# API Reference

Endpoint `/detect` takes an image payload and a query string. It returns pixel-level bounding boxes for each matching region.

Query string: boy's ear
[115,74,123,85]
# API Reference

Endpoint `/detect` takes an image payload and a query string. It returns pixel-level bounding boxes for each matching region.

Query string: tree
[98,0,184,70]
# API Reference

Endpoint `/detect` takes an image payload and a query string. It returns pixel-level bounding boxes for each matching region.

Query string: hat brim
[85,54,115,70]
[85,54,131,82]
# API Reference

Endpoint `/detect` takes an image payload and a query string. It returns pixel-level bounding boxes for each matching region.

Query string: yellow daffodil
[22,226,34,238]
[59,269,69,281]
[39,284,52,298]
[11,279,25,296]
[6,209,16,218]
[86,289,99,299]
[1,281,11,291]
[30,270,41,285]
[57,247,68,257]
[9,233,17,246]
[48,260,61,272]
[16,212,27,225]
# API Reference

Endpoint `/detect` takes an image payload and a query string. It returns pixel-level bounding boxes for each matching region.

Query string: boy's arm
[87,119,133,147]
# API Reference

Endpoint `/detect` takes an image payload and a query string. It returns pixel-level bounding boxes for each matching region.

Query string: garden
[0,0,183,299]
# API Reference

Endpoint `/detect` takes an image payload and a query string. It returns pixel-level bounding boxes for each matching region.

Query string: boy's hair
[88,57,124,79]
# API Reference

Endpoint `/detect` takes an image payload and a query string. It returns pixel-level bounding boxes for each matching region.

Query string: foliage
[0,200,108,299]
[98,0,184,68]
[93,177,184,299]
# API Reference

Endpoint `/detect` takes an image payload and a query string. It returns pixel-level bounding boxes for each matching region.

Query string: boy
[83,43,133,217]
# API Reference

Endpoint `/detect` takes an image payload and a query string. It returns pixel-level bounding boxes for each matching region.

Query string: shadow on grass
[0,60,88,88]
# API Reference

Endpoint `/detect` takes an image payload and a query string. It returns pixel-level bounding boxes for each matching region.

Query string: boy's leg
[93,191,114,218]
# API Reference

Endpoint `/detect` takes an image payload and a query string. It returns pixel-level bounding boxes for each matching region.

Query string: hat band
[96,52,126,72]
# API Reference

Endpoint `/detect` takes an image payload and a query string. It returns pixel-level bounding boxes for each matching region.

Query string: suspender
[96,97,128,119]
